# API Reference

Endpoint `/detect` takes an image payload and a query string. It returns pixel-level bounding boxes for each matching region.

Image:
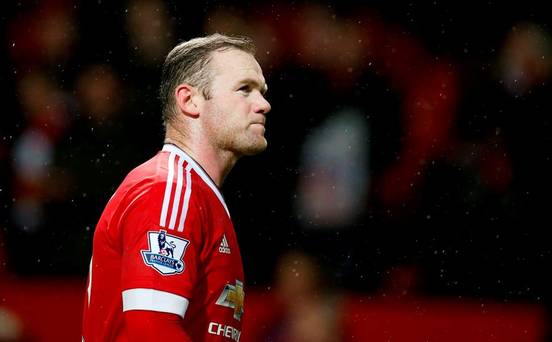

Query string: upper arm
[119,180,204,318]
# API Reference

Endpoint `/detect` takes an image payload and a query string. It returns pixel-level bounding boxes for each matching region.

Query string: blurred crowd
[2,0,552,335]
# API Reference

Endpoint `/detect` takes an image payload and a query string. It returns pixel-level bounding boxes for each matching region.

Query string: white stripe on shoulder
[168,156,185,230]
[162,144,230,217]
[177,163,193,232]
[159,152,176,227]
[122,288,189,318]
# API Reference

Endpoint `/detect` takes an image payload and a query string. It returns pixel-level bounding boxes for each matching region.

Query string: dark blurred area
[1,0,551,341]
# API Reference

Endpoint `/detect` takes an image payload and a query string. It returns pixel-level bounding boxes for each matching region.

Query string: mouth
[250,122,266,135]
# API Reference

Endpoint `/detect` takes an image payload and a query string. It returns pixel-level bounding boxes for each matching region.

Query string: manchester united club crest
[141,229,190,275]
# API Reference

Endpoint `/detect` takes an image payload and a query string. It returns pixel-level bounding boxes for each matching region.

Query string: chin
[239,139,268,156]
[244,144,267,156]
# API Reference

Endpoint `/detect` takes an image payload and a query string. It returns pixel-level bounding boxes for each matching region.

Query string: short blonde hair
[159,33,256,126]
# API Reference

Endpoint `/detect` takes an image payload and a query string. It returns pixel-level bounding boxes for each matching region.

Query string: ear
[174,84,200,118]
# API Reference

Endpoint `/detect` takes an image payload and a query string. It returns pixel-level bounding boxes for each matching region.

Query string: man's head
[160,33,271,156]
[160,33,256,126]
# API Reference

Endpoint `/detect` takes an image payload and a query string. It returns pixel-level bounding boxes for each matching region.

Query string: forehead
[209,48,264,82]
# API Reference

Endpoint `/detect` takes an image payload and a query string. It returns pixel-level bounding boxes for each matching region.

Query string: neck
[164,125,238,187]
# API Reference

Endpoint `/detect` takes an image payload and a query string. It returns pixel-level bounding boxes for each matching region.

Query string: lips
[250,115,266,126]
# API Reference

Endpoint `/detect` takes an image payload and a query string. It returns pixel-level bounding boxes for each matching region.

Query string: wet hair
[159,33,256,126]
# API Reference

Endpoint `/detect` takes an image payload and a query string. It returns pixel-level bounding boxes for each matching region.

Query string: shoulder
[122,150,213,230]
[116,151,172,202]
[111,151,196,221]
[116,146,229,227]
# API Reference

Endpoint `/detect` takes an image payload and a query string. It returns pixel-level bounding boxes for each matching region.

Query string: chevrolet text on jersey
[208,322,241,341]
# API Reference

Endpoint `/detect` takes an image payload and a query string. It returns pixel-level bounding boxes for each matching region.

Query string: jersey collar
[162,143,230,217]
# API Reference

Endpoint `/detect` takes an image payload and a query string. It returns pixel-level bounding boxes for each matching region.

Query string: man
[82,33,271,341]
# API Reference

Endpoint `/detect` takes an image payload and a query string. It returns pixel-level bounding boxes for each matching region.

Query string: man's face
[201,48,271,156]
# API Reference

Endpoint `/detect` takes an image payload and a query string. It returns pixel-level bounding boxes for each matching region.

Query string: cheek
[207,96,251,127]
[224,99,250,119]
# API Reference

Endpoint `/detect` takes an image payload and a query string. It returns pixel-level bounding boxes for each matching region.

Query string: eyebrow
[239,78,268,95]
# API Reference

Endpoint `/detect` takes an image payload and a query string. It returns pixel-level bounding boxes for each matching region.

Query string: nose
[254,94,271,114]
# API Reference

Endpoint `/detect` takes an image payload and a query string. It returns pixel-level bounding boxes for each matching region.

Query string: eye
[238,85,251,94]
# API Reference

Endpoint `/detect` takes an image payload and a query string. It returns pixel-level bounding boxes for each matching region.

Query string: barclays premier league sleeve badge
[141,229,190,275]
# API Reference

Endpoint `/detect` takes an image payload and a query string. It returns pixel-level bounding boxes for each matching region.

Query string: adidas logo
[218,234,231,254]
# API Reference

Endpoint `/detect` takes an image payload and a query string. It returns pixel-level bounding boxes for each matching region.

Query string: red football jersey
[82,144,245,341]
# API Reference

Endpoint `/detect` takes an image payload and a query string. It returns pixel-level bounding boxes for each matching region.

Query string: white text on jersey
[208,322,241,341]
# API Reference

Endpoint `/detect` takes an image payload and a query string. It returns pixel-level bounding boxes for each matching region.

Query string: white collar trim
[162,144,230,217]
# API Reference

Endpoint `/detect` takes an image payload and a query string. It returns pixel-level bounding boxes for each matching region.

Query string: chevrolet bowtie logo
[215,280,244,321]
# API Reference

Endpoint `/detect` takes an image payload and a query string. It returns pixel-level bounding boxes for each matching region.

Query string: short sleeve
[119,182,203,317]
